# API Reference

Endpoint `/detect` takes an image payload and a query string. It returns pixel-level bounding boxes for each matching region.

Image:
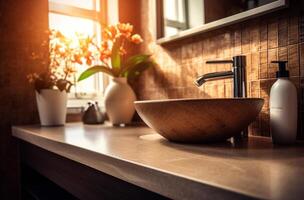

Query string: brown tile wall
[0,0,49,199]
[131,1,304,138]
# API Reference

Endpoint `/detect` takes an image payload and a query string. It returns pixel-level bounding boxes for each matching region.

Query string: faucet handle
[271,60,288,64]
[206,60,233,64]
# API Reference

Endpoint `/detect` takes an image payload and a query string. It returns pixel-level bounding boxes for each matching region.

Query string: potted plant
[28,30,92,126]
[78,23,155,126]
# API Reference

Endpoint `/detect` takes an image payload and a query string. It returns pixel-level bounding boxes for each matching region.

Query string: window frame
[164,0,189,31]
[48,0,109,108]
[156,0,288,44]
[49,0,108,24]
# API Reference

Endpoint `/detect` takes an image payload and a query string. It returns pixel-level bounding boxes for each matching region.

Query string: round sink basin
[134,98,264,143]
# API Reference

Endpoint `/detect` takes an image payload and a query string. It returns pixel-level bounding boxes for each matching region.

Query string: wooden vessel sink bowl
[134,98,264,143]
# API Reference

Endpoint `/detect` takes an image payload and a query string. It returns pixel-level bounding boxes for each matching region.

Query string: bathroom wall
[0,0,49,198]
[131,1,304,138]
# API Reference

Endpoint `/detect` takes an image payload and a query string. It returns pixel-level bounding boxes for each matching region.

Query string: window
[163,0,189,37]
[48,0,108,107]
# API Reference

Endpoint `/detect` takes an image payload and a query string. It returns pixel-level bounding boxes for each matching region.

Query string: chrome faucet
[195,55,248,139]
[195,55,247,98]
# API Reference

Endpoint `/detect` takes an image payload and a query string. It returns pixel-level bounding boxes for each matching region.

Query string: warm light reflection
[64,127,108,154]
[49,13,101,41]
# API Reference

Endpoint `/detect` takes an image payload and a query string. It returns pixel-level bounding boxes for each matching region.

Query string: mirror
[157,0,287,43]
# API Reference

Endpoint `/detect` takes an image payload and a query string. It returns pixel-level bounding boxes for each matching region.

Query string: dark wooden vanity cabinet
[20,142,167,200]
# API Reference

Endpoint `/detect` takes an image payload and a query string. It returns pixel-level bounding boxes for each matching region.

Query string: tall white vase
[36,89,67,126]
[104,77,136,125]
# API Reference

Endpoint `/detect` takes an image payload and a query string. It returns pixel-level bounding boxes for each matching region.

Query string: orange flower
[108,25,118,39]
[131,34,143,44]
[101,41,108,49]
[100,49,111,61]
[86,59,92,65]
[64,66,77,75]
[85,51,93,65]
[54,44,62,52]
[103,25,118,41]
[73,54,83,65]
[117,23,133,37]
[115,32,124,40]
[102,29,111,41]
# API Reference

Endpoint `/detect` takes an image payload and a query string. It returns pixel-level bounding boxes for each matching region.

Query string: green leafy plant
[77,23,155,82]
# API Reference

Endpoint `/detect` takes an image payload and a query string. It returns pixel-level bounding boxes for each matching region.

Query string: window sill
[67,97,104,114]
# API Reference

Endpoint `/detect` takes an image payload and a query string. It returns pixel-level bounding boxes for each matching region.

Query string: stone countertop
[12,123,304,200]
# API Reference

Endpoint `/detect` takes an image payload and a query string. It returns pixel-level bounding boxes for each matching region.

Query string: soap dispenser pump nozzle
[271,60,289,78]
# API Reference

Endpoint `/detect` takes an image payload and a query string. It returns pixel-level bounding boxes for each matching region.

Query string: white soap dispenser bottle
[270,61,297,144]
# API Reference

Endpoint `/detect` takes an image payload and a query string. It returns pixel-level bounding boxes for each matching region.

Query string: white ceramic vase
[36,89,67,126]
[104,77,136,125]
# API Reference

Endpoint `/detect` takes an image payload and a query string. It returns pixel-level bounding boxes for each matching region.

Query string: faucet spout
[195,71,234,87]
